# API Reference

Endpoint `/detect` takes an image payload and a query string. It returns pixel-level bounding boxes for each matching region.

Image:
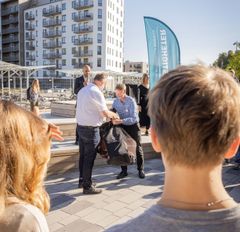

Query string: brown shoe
[83,186,102,194]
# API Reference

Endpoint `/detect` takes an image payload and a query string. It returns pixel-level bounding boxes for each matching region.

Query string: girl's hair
[0,100,51,216]
[142,73,149,84]
[31,79,40,92]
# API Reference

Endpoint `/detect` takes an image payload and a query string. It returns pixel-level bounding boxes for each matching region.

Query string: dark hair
[94,73,106,81]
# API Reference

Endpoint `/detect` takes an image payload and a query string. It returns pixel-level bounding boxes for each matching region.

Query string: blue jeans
[77,125,100,189]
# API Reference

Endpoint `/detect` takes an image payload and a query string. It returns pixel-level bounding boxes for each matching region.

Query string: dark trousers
[75,126,79,142]
[77,125,100,189]
[121,123,144,172]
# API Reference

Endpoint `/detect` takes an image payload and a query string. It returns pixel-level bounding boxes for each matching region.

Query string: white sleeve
[91,90,108,112]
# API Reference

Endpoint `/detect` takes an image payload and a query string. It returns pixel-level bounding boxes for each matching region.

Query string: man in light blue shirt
[112,84,145,179]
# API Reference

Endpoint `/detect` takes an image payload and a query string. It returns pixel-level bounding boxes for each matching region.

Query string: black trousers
[121,123,144,172]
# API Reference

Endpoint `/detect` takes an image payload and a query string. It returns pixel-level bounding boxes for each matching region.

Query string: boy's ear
[224,138,240,159]
[150,127,162,152]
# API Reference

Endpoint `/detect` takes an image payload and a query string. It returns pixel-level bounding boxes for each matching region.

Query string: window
[98,0,102,6]
[62,26,66,33]
[97,46,102,55]
[62,37,66,44]
[97,33,102,43]
[98,9,102,19]
[62,59,66,66]
[62,3,66,10]
[72,36,75,43]
[62,48,66,55]
[98,21,102,31]
[97,58,101,67]
[62,15,66,21]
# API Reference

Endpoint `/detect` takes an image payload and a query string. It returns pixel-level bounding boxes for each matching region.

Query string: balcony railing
[43,41,62,49]
[2,27,18,34]
[74,62,92,68]
[42,7,62,17]
[1,6,18,16]
[26,44,35,50]
[43,52,62,59]
[74,38,93,45]
[73,26,93,34]
[72,1,94,10]
[73,50,93,57]
[2,46,19,53]
[2,17,18,25]
[2,36,18,44]
[43,19,62,27]
[26,34,35,40]
[3,55,19,62]
[73,13,93,22]
[25,14,35,20]
[43,30,62,38]
[25,24,35,30]
[26,55,35,61]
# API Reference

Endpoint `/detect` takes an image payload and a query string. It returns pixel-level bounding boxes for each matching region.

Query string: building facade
[23,0,124,77]
[124,60,148,74]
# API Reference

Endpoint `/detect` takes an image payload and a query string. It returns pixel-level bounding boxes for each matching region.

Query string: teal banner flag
[144,17,181,88]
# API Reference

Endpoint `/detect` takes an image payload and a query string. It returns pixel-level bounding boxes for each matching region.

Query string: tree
[213,51,232,69]
[227,51,240,78]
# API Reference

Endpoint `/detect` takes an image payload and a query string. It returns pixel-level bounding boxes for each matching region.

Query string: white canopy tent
[56,69,143,92]
[0,61,55,101]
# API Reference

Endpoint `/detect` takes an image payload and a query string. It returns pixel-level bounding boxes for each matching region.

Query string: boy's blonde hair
[148,65,240,167]
[0,100,51,216]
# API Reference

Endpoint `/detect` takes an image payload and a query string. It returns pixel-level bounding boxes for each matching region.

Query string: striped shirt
[112,95,139,125]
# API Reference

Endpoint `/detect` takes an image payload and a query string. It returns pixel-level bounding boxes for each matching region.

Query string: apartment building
[24,0,124,77]
[124,60,148,74]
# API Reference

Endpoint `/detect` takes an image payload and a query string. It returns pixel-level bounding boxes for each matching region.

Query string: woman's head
[31,79,40,92]
[142,73,149,85]
[0,100,51,215]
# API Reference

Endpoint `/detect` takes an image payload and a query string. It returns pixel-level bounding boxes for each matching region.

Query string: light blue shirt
[112,95,139,125]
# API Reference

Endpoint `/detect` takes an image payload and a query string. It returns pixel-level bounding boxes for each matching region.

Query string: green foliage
[213,50,240,79]
[227,51,240,79]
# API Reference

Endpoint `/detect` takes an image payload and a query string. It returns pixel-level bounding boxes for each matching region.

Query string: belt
[78,125,99,129]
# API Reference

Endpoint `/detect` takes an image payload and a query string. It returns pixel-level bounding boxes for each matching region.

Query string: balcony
[2,36,18,44]
[26,34,35,40]
[43,41,62,49]
[2,46,19,53]
[74,38,93,45]
[42,7,62,17]
[43,19,62,27]
[43,30,62,38]
[43,52,62,59]
[73,50,93,57]
[2,17,18,25]
[26,55,35,61]
[1,6,18,16]
[72,1,94,10]
[25,24,35,31]
[73,13,93,22]
[2,27,18,34]
[25,14,35,20]
[3,55,19,62]
[73,26,93,34]
[26,44,35,50]
[74,62,92,69]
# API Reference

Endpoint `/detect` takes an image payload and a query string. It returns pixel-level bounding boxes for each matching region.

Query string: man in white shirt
[76,73,118,194]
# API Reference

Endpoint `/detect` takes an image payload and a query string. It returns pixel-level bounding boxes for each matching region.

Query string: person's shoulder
[106,205,161,232]
[0,203,49,232]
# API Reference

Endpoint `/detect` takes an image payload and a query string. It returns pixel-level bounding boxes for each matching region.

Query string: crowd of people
[1,64,240,231]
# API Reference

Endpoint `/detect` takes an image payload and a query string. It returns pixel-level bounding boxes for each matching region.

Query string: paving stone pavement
[45,158,240,232]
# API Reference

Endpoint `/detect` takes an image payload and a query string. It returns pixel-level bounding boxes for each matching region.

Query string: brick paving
[45,159,240,232]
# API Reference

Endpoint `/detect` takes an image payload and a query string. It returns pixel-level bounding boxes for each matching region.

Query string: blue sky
[124,0,240,65]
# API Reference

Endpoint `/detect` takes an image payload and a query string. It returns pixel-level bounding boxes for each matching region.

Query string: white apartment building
[24,0,124,77]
